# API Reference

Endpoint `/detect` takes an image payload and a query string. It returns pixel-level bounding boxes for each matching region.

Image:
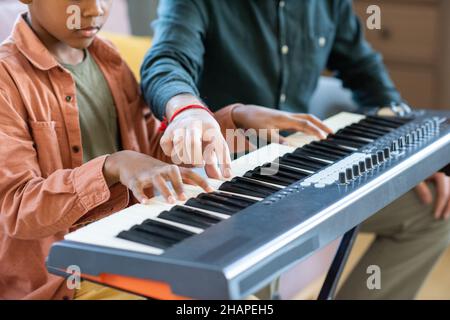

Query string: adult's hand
[232,104,333,143]
[160,94,232,179]
[415,172,450,220]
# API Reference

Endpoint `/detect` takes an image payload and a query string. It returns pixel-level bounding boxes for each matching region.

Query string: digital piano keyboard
[47,111,450,300]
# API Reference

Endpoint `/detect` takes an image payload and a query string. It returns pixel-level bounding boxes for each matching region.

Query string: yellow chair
[100,32,152,81]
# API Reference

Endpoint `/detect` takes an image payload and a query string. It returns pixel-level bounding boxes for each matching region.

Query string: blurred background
[0,0,449,300]
[2,0,449,110]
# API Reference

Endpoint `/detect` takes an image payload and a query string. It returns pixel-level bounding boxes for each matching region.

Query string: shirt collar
[12,13,122,71]
[12,13,59,71]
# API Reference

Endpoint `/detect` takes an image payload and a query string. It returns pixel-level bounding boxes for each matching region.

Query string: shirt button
[72,146,80,153]
[279,1,286,8]
[65,96,73,102]
[281,45,289,55]
[280,94,287,103]
[318,37,327,47]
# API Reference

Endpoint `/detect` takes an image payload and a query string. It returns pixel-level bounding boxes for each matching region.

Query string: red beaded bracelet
[158,104,214,132]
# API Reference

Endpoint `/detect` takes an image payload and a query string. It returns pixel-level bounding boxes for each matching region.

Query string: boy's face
[21,0,112,49]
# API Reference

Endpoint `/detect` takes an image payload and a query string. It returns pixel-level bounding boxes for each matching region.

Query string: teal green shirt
[141,0,402,120]
[63,51,121,163]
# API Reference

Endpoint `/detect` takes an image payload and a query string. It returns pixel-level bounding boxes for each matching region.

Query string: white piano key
[215,190,263,202]
[151,185,247,220]
[152,184,212,205]
[239,176,286,189]
[229,143,296,178]
[179,205,231,220]
[65,200,174,255]
[145,216,204,234]
[66,201,205,255]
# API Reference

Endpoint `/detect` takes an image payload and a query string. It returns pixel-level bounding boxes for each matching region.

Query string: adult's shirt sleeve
[140,0,209,120]
[327,0,403,111]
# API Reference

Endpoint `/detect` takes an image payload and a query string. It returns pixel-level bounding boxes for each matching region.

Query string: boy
[0,0,232,300]
[0,0,335,300]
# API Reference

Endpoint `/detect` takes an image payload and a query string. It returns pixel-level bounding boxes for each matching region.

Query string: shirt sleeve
[140,0,209,120]
[0,88,115,240]
[327,0,403,110]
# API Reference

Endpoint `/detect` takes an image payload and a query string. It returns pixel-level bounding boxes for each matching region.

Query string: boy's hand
[232,104,333,143]
[103,151,213,204]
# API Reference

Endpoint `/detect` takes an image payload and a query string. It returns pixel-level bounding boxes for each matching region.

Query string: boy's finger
[182,177,196,186]
[129,182,150,205]
[167,166,187,201]
[153,176,176,204]
[181,168,214,192]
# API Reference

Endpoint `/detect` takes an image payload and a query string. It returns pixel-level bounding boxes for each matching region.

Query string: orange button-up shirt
[0,16,236,300]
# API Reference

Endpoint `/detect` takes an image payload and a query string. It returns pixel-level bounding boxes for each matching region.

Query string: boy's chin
[68,38,96,50]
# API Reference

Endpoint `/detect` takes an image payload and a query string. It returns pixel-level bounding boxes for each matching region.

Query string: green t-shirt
[63,51,120,163]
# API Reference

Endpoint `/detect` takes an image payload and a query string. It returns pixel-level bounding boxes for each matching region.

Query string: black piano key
[219,177,281,198]
[169,205,225,221]
[244,171,296,186]
[337,128,380,140]
[276,157,318,172]
[326,137,365,149]
[350,123,390,135]
[359,120,396,132]
[257,168,304,182]
[302,143,349,157]
[159,211,211,229]
[197,193,250,210]
[345,126,384,138]
[294,148,339,162]
[367,115,411,126]
[280,154,325,169]
[334,131,374,142]
[310,141,353,155]
[314,140,357,152]
[363,118,399,129]
[219,182,272,198]
[117,229,176,250]
[290,151,332,166]
[331,133,373,144]
[261,163,309,179]
[140,220,195,242]
[212,192,258,206]
[229,177,282,192]
[185,198,238,215]
[159,208,222,229]
[290,151,333,165]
